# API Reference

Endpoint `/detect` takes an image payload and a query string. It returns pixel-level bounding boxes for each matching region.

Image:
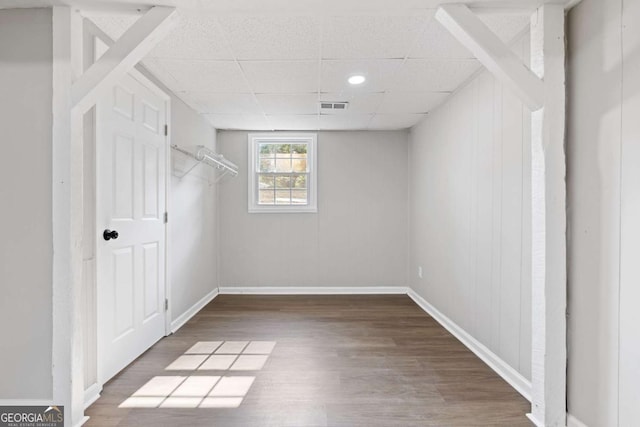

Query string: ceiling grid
[89,5,530,130]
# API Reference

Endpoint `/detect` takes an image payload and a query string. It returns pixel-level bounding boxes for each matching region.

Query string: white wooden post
[52,6,86,426]
[528,5,567,427]
[435,4,567,426]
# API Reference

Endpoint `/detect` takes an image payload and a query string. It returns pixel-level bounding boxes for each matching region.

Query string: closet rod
[171,144,238,181]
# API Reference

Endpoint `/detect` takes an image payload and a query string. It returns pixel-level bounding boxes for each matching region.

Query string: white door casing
[96,72,169,384]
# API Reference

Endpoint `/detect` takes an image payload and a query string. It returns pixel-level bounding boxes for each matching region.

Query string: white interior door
[96,72,168,384]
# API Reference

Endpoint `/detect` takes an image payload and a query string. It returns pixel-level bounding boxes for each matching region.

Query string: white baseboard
[218,286,409,295]
[526,412,583,427]
[170,287,219,333]
[75,415,90,427]
[526,413,544,427]
[407,289,532,401]
[83,383,101,409]
[567,414,588,427]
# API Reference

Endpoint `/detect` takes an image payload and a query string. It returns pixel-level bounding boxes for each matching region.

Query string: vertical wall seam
[473,78,480,338]
[519,92,525,373]
[518,36,526,374]
[616,0,624,424]
[498,82,504,354]
[491,76,498,350]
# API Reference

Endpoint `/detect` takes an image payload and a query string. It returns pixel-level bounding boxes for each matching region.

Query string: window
[248,133,317,213]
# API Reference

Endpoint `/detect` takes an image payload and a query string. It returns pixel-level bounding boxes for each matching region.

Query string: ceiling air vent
[320,101,349,112]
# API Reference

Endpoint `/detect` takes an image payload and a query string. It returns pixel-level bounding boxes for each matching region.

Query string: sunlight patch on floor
[118,340,275,409]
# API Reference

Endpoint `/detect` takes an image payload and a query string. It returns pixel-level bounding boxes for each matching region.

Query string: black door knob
[103,229,119,241]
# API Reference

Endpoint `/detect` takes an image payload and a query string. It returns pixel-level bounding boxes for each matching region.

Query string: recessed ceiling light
[348,75,366,85]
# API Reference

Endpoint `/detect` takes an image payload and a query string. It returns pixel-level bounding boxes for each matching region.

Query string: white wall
[218,130,408,288]
[167,97,219,320]
[567,0,640,424]
[0,8,53,399]
[408,35,532,382]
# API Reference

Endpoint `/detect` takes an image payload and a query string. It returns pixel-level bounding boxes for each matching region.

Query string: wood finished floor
[86,295,532,427]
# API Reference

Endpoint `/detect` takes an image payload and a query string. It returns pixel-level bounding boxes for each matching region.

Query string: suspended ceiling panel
[88,4,532,130]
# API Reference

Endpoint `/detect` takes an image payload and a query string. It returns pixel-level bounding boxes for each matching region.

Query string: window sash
[248,134,317,213]
[256,172,310,206]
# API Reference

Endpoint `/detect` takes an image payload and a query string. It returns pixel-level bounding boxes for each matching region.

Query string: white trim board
[74,416,89,427]
[567,414,589,427]
[170,288,219,334]
[83,383,101,410]
[218,286,410,295]
[407,289,533,401]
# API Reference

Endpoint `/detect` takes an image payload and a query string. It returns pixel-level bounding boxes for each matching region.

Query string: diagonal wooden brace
[436,4,544,111]
[72,6,177,114]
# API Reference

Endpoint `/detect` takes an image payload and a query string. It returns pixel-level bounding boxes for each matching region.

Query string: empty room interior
[1,0,639,425]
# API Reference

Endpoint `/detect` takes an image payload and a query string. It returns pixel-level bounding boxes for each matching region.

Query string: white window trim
[248,133,318,214]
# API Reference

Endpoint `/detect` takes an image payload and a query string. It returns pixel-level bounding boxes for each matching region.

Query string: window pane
[291,144,307,155]
[292,158,307,172]
[275,190,291,205]
[275,158,292,172]
[292,175,307,189]
[258,175,274,189]
[291,189,308,205]
[275,175,291,189]
[275,144,291,154]
[259,189,275,205]
[259,158,275,172]
[259,144,276,154]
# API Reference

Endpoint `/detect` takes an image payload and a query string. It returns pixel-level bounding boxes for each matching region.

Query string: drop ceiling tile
[368,113,427,129]
[320,59,403,93]
[319,114,373,130]
[378,91,449,114]
[319,93,384,114]
[266,115,319,131]
[91,13,233,60]
[218,16,322,60]
[156,60,251,93]
[256,94,319,115]
[409,16,473,59]
[409,13,528,60]
[141,59,184,93]
[322,15,427,59]
[148,12,234,60]
[205,114,270,130]
[185,93,262,115]
[241,61,319,93]
[390,59,480,92]
[172,92,209,116]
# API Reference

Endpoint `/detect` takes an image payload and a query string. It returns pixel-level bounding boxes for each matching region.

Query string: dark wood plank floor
[86,295,532,427]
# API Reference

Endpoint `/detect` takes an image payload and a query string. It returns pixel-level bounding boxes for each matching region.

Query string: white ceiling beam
[435,3,544,111]
[71,6,177,114]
